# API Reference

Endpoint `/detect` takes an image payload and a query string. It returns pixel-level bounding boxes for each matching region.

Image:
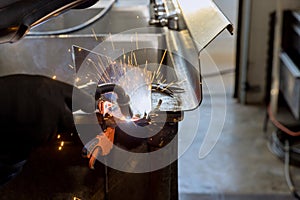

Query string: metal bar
[239,0,252,104]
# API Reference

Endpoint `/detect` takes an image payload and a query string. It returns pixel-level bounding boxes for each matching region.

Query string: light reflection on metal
[72,29,201,111]
[177,0,233,51]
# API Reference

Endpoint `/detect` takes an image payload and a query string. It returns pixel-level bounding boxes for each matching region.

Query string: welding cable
[284,140,300,200]
[269,131,300,162]
[95,83,133,119]
[267,104,300,137]
[27,0,115,36]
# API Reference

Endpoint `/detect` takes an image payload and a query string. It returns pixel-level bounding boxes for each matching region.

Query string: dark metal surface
[0,6,152,84]
[279,52,300,119]
[0,74,77,186]
[0,74,180,200]
[0,0,98,43]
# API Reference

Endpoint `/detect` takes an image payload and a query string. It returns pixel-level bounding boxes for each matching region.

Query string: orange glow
[57,134,61,139]
[58,146,62,151]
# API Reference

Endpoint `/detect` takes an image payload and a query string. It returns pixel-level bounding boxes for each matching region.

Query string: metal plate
[177,0,233,51]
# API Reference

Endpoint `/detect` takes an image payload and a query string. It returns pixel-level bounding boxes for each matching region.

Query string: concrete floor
[178,0,297,199]
[178,84,296,199]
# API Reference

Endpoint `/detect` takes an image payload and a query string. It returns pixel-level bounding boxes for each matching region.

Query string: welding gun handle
[116,95,133,119]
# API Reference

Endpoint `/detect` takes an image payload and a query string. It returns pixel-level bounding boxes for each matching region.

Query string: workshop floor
[179,0,297,199]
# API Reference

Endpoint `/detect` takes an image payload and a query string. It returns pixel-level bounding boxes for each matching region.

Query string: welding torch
[95,83,133,119]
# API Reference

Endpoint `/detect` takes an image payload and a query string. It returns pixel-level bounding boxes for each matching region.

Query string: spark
[58,146,62,151]
[57,134,61,139]
[133,51,138,66]
[127,55,131,66]
[156,70,161,80]
[150,71,156,84]
[119,59,124,69]
[109,33,115,51]
[123,49,126,63]
[111,61,117,77]
[144,60,148,74]
[168,48,176,69]
[161,81,175,92]
[97,74,106,83]
[158,74,164,82]
[87,58,103,81]
[130,52,134,66]
[96,61,107,82]
[60,141,64,147]
[96,56,110,82]
[52,75,57,80]
[91,28,98,41]
[123,66,127,75]
[147,72,152,82]
[176,79,187,85]
[156,49,167,78]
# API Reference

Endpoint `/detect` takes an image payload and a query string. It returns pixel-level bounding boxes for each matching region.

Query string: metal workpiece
[149,0,233,51]
[177,0,233,51]
[0,0,229,102]
[164,29,202,111]
[72,40,201,112]
[0,3,151,84]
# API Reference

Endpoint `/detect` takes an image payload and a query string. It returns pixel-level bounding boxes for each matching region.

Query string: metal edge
[176,0,233,51]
